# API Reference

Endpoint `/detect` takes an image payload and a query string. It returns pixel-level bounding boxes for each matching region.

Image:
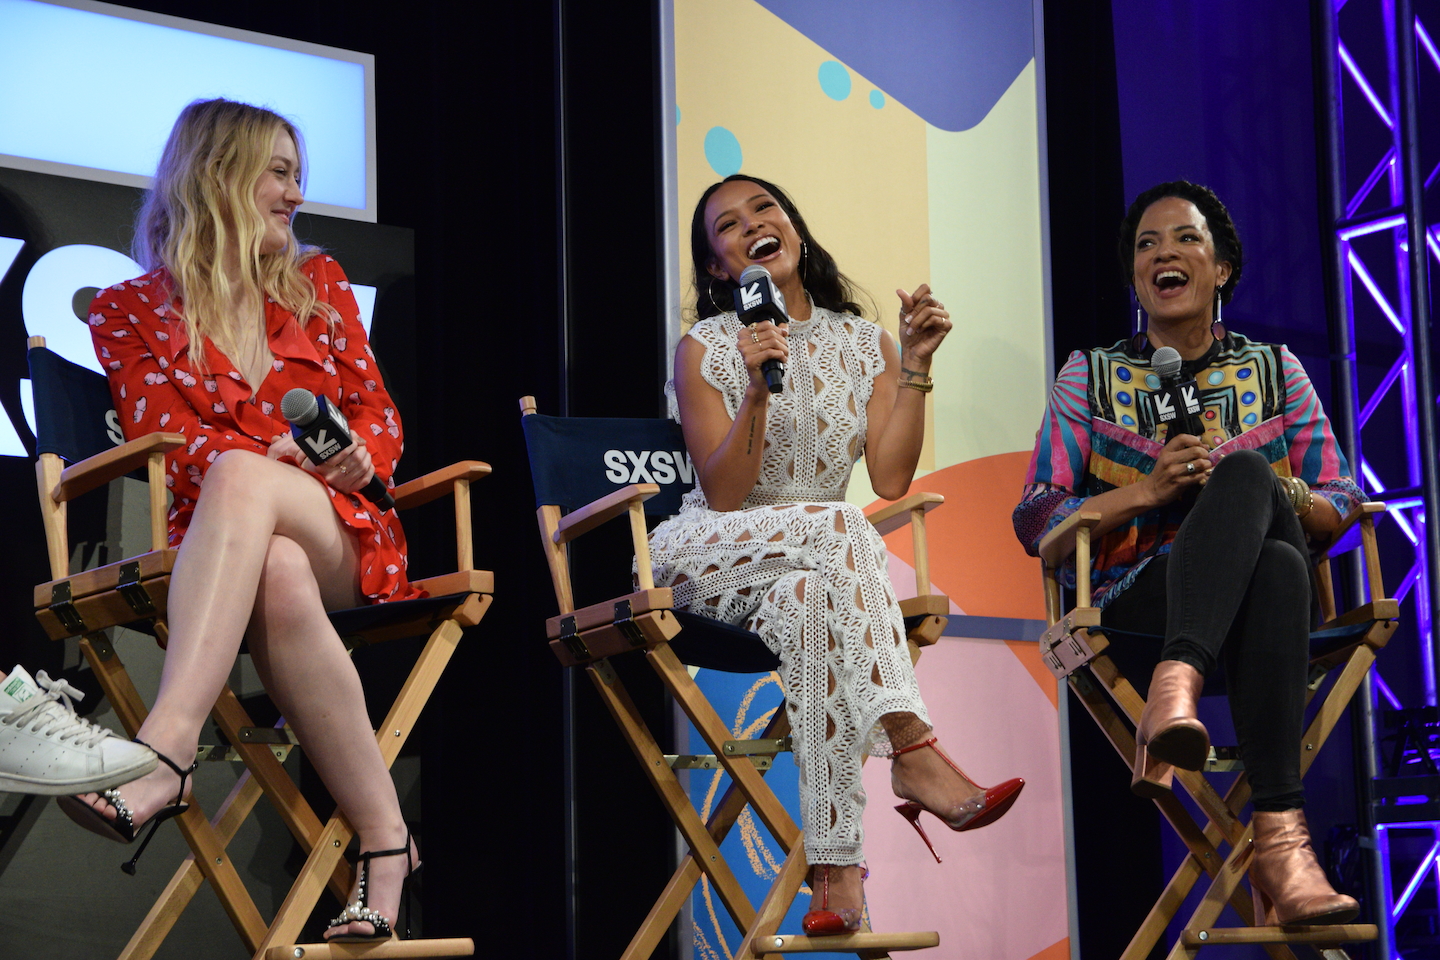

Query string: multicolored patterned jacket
[1013,333,1364,606]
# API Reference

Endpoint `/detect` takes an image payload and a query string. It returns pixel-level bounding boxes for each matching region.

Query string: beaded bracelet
[899,375,934,394]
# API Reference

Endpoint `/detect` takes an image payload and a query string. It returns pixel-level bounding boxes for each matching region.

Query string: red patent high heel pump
[890,737,1024,863]
[802,864,866,936]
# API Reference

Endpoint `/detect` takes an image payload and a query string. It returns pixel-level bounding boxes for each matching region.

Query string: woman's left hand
[896,284,951,365]
[268,430,374,494]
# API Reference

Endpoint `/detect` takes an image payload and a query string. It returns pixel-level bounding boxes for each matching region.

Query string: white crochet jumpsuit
[648,307,930,866]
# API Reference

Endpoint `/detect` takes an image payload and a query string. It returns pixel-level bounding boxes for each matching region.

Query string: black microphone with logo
[734,263,788,393]
[280,388,395,511]
[1150,346,1205,443]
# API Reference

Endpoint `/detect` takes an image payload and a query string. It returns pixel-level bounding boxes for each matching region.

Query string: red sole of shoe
[956,778,1025,833]
[801,910,861,937]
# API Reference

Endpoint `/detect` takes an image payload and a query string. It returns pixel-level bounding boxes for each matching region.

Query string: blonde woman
[60,99,418,942]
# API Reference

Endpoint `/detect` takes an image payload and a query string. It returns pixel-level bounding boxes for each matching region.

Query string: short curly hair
[1118,180,1243,305]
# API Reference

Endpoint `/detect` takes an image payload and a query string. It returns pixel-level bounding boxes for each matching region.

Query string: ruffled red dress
[87,254,422,604]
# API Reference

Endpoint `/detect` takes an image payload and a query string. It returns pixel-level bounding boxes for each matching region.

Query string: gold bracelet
[1282,476,1314,518]
[899,375,934,394]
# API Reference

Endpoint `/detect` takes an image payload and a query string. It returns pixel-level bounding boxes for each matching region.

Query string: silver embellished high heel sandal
[326,830,419,942]
[56,740,196,874]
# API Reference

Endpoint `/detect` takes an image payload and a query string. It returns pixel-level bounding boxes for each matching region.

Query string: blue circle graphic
[1243,413,1258,425]
[818,61,852,101]
[704,127,743,177]
[1208,370,1226,385]
[1116,367,1132,383]
[870,90,885,109]
[1241,391,1256,405]
[1116,391,1132,406]
[1237,367,1253,380]
[1145,374,1161,390]
[1122,415,1136,426]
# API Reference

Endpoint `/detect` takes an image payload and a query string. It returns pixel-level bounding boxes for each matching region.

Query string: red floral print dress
[88,254,422,604]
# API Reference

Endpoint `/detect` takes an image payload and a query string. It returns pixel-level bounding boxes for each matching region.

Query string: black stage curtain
[1043,1,1167,958]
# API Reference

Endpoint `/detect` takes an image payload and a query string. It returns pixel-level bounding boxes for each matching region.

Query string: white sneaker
[0,665,157,796]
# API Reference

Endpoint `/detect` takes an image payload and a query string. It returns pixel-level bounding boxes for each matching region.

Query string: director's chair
[520,396,949,959]
[29,336,487,960]
[1038,500,1396,959]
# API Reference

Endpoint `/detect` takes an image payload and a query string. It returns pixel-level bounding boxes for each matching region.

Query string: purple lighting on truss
[1348,250,1408,333]
[1339,41,1396,128]
[1340,213,1409,240]
[1393,839,1440,918]
[1419,19,1440,73]
[1376,673,1404,710]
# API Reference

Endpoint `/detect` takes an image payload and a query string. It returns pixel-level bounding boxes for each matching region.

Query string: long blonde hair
[133,98,331,368]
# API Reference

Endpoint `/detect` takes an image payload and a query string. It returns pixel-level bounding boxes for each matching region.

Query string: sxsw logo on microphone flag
[302,429,344,461]
[739,282,764,312]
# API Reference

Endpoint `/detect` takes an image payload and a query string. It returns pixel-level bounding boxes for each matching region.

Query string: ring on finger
[1185,461,1195,475]
[750,331,760,343]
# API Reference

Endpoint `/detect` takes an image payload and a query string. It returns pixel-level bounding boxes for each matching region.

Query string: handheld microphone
[1151,346,1205,442]
[735,263,787,393]
[280,388,395,511]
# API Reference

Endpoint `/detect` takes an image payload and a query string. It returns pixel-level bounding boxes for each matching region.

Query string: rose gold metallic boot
[1132,660,1209,797]
[1249,809,1358,925]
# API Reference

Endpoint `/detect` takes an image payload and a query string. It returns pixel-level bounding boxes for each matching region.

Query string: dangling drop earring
[1135,302,1146,336]
[801,240,809,283]
[1211,288,1225,341]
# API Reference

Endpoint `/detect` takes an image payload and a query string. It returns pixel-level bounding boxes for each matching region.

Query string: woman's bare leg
[74,453,396,830]
[246,534,413,938]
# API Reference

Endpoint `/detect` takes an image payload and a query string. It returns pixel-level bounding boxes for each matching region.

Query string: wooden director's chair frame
[30,336,488,960]
[1038,500,1396,959]
[521,396,947,959]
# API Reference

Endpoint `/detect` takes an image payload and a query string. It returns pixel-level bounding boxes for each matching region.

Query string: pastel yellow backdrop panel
[927,60,1050,471]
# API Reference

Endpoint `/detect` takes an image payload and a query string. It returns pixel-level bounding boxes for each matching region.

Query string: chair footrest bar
[264,937,476,958]
[757,931,939,953]
[1180,924,1376,944]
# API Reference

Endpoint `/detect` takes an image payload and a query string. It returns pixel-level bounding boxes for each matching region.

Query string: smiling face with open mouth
[1131,196,1232,329]
[702,179,804,297]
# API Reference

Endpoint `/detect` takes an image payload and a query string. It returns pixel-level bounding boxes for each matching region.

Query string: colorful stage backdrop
[666,1,1068,957]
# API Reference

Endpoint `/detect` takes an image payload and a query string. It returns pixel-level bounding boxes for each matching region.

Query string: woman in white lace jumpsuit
[648,176,1024,933]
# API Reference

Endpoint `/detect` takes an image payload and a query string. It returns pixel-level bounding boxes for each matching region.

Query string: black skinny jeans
[1102,449,1312,810]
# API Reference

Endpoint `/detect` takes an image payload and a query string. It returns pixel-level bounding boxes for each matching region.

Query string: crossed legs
[71,450,410,937]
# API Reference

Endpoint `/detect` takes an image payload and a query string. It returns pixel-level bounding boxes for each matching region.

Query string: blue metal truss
[1319,0,1438,954]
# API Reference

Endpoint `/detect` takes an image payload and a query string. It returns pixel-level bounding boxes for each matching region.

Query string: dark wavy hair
[690,174,867,321]
[1118,180,1243,305]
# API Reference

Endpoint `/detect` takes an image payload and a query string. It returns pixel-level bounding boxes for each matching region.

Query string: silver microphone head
[738,263,772,285]
[1151,346,1183,381]
[280,388,319,425]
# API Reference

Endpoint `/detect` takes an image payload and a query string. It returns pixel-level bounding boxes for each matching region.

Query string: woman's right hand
[1143,433,1213,506]
[736,320,789,395]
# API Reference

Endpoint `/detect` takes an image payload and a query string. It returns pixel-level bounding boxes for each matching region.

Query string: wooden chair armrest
[391,460,491,511]
[1314,501,1386,558]
[53,432,186,503]
[554,484,661,545]
[1038,511,1103,568]
[867,492,945,535]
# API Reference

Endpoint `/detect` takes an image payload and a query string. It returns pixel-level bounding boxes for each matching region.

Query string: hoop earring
[707,277,729,314]
[1211,289,1225,341]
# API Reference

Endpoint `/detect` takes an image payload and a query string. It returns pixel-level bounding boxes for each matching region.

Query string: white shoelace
[1,672,112,748]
